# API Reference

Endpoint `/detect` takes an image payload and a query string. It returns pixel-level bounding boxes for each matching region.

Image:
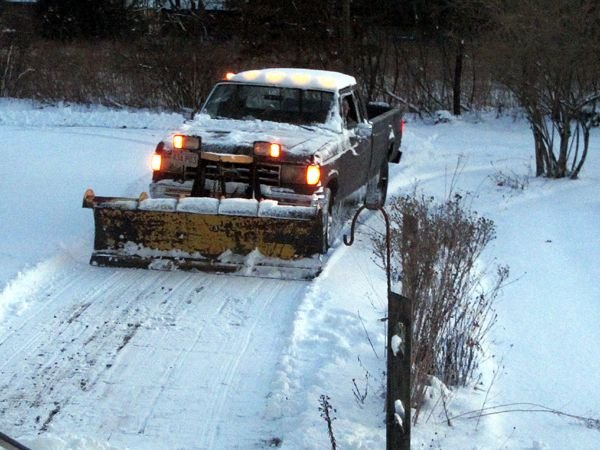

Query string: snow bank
[0,98,183,129]
[0,256,67,330]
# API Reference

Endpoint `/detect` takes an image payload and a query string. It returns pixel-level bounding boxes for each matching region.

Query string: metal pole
[0,431,31,450]
[344,205,411,450]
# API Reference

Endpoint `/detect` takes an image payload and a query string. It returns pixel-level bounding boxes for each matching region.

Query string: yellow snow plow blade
[83,189,325,280]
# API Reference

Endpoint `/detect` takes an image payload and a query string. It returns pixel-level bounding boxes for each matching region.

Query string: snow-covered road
[1,258,305,449]
[0,104,312,448]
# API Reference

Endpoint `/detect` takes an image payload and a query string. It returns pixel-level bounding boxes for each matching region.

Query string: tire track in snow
[1,267,173,425]
[133,276,226,436]
[0,266,170,432]
[199,280,283,449]
[130,277,303,449]
[0,259,308,449]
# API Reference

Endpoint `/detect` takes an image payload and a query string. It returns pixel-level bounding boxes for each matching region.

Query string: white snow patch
[97,200,138,210]
[258,200,318,219]
[391,333,403,357]
[395,399,406,419]
[218,198,259,216]
[0,256,65,326]
[20,433,125,450]
[176,197,220,214]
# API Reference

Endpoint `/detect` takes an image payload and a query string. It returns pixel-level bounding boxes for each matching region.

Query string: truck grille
[187,162,281,186]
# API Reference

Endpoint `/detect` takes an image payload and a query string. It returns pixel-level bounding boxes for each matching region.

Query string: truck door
[337,91,372,198]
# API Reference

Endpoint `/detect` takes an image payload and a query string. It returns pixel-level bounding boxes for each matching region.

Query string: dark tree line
[32,0,488,41]
[36,0,137,39]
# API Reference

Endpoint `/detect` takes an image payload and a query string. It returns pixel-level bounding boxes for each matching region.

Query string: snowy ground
[0,99,598,449]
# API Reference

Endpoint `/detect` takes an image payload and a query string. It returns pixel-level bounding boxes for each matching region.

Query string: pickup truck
[149,68,403,249]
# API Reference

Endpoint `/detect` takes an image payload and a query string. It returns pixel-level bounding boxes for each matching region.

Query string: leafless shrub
[0,42,17,96]
[490,164,529,191]
[352,357,371,407]
[8,39,149,106]
[0,34,35,97]
[359,32,500,116]
[1,27,511,117]
[448,402,600,431]
[375,191,508,423]
[2,36,237,111]
[130,38,235,114]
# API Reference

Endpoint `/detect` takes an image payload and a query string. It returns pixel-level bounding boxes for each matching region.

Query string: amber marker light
[266,71,286,84]
[225,72,235,80]
[151,153,162,171]
[306,164,321,185]
[173,134,185,149]
[242,70,260,81]
[317,76,336,89]
[254,141,281,158]
[291,72,311,86]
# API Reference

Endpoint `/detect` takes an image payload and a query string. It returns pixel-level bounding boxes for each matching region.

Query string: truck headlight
[280,164,321,186]
[151,153,162,171]
[306,165,320,185]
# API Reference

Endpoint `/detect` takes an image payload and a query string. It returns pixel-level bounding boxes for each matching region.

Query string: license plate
[185,152,199,166]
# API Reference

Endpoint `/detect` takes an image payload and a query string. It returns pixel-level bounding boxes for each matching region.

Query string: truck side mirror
[356,121,372,138]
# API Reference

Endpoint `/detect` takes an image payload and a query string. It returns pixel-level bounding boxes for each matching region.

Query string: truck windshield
[203,83,334,125]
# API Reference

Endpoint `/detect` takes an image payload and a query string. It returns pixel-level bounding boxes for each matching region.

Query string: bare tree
[371,0,495,116]
[491,0,600,178]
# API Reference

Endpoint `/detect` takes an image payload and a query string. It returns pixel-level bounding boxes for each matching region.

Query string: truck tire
[365,160,389,209]
[322,187,342,252]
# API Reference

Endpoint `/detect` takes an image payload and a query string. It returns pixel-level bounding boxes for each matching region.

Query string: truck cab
[150,68,403,214]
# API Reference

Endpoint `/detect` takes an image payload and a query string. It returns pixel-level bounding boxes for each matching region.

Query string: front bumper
[150,179,323,207]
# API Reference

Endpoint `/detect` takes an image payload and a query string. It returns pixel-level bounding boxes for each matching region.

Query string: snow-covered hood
[169,114,343,164]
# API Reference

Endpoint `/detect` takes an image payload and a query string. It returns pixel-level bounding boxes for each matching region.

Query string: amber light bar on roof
[226,69,345,90]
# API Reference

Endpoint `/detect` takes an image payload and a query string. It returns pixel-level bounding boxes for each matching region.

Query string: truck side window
[341,94,360,129]
[353,91,368,122]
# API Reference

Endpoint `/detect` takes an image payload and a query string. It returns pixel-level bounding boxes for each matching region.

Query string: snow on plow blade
[83,189,325,280]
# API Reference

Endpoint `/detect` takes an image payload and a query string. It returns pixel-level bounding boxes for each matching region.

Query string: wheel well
[326,179,339,201]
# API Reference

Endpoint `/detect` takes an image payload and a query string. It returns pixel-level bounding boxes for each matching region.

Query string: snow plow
[82,189,326,279]
[83,68,402,279]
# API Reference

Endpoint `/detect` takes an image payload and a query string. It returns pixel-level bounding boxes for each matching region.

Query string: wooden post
[387,291,412,450]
